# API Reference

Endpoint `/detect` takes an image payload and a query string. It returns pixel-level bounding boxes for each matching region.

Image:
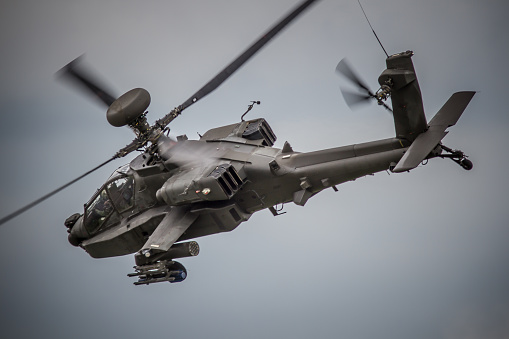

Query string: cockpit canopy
[84,168,134,234]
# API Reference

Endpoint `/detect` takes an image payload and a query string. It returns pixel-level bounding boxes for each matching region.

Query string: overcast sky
[1,1,508,338]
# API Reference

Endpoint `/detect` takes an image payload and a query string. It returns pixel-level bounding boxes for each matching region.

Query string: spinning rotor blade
[336,58,393,113]
[0,157,117,227]
[379,100,393,113]
[336,58,373,95]
[340,88,372,107]
[156,0,319,128]
[58,56,117,108]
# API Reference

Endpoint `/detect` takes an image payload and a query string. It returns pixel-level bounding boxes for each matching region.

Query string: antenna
[357,0,389,58]
[241,100,261,121]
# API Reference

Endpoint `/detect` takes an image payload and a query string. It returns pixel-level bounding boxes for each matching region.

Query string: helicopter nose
[66,214,86,246]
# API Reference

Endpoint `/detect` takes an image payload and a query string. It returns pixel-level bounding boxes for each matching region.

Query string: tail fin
[392,91,476,172]
[378,51,427,141]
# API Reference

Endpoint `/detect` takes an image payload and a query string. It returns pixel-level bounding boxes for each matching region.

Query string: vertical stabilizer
[378,51,427,141]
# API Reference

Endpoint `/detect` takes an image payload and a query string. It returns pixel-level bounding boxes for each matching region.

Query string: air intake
[208,164,243,197]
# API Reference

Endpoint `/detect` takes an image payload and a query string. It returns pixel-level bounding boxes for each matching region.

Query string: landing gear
[439,144,473,170]
[458,158,473,170]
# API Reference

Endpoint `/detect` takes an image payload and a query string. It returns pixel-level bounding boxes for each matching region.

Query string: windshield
[84,176,134,234]
[107,177,134,212]
[108,164,129,180]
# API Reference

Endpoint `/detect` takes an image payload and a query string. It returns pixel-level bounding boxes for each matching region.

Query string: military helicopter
[0,0,475,285]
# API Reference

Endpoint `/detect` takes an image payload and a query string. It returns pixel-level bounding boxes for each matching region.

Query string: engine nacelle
[156,163,244,205]
[200,118,276,146]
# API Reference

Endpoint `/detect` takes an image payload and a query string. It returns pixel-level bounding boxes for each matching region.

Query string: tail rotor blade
[380,101,393,113]
[340,88,372,107]
[336,58,393,113]
[336,58,372,95]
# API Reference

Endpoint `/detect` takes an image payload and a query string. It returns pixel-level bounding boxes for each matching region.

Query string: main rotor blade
[57,56,117,108]
[336,58,372,95]
[0,157,117,227]
[157,0,319,128]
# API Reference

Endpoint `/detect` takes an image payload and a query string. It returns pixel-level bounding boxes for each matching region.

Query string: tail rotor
[336,58,392,113]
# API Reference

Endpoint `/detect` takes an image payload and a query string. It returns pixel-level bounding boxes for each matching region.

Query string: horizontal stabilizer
[392,129,448,172]
[392,91,475,173]
[428,91,476,128]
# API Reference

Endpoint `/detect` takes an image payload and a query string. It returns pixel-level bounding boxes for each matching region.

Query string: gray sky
[1,1,508,338]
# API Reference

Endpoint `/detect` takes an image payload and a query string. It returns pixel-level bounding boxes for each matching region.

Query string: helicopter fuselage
[61,51,474,285]
[68,118,411,260]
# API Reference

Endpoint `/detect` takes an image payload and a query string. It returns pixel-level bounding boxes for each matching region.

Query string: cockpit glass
[107,177,134,212]
[108,164,129,180]
[84,176,134,234]
[85,189,113,233]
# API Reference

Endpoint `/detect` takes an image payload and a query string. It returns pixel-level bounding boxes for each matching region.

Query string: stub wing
[139,206,197,257]
[392,91,475,172]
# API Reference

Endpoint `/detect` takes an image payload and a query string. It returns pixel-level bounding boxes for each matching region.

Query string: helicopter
[0,0,475,285]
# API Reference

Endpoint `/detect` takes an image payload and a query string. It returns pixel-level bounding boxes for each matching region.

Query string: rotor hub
[106,88,151,127]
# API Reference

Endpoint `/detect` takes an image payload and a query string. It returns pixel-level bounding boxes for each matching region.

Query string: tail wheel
[460,158,473,170]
